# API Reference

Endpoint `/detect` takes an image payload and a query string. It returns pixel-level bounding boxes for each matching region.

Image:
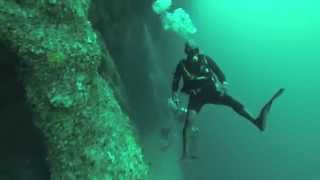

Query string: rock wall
[0,0,148,179]
[88,0,169,133]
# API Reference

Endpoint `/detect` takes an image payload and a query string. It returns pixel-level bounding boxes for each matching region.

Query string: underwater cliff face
[89,0,167,132]
[0,0,148,179]
[89,1,191,179]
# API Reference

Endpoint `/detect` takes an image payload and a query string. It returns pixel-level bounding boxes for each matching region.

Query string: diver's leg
[206,85,256,123]
[181,95,202,159]
[189,121,200,159]
[181,111,189,159]
[255,88,285,131]
[217,88,285,131]
[216,94,256,123]
[212,94,262,130]
[232,104,256,122]
[182,110,199,159]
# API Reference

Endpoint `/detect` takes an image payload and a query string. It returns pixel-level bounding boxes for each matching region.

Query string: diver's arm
[206,56,227,83]
[172,61,183,95]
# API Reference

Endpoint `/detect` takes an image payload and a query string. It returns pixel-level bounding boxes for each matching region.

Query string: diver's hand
[222,81,229,89]
[220,81,229,96]
[168,97,178,112]
[171,92,180,105]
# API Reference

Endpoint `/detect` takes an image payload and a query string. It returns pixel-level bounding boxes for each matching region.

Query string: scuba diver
[171,42,285,159]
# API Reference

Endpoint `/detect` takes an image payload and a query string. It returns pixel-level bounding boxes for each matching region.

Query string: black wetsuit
[172,55,244,113]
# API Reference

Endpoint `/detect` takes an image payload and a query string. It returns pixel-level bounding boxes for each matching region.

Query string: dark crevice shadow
[0,43,50,180]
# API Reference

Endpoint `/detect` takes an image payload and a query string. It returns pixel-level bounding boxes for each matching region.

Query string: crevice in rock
[0,43,50,180]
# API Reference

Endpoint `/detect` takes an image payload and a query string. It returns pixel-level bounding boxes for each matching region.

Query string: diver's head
[184,41,200,63]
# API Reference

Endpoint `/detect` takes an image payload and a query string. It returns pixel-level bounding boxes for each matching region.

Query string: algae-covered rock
[0,0,149,179]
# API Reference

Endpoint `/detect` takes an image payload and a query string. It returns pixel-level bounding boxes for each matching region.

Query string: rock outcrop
[0,0,149,179]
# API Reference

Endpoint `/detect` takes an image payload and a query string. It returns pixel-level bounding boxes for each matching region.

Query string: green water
[178,1,320,179]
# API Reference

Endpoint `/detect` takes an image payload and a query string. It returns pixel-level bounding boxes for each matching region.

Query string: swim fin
[255,88,285,131]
